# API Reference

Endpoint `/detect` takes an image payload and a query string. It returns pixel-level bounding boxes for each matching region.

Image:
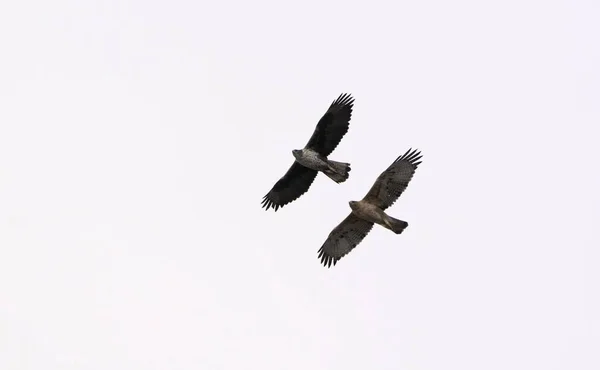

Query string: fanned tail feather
[385,216,408,234]
[324,160,351,183]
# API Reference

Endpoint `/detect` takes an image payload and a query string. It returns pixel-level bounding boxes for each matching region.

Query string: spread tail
[323,160,351,183]
[384,215,408,234]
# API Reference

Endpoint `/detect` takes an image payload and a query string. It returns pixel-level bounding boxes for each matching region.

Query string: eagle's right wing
[362,148,422,210]
[261,162,318,211]
[317,213,374,268]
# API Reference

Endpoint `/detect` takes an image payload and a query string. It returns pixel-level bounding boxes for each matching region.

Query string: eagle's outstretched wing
[305,93,354,157]
[261,162,318,211]
[362,148,422,210]
[317,213,374,268]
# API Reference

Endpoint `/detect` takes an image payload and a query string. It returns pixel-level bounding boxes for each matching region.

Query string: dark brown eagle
[261,93,355,211]
[317,148,423,267]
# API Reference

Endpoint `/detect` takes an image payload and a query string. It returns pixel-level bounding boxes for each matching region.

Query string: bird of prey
[317,148,423,267]
[261,93,355,211]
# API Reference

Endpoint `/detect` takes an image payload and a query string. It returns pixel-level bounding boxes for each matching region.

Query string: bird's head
[349,200,358,210]
[292,149,301,159]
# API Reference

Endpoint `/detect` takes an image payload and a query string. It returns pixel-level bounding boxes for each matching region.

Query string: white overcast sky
[1,0,599,369]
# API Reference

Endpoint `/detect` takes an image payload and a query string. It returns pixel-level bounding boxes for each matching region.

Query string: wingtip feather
[395,148,423,168]
[317,248,339,268]
[331,93,355,108]
[261,194,281,212]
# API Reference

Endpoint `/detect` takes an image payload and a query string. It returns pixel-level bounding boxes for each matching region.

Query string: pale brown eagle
[261,93,355,211]
[317,148,423,267]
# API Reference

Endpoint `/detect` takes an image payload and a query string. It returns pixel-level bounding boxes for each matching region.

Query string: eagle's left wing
[362,148,422,210]
[317,213,374,268]
[261,162,318,211]
[305,93,354,157]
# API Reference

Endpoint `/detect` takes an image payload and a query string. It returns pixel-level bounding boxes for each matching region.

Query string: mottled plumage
[318,148,423,267]
[262,93,355,211]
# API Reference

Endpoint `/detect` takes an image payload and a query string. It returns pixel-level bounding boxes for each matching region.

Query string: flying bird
[317,148,423,267]
[261,93,355,211]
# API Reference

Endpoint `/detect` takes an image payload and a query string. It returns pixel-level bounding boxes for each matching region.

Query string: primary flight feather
[317,148,423,267]
[261,93,355,211]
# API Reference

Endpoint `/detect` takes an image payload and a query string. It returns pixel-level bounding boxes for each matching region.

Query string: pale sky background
[1,0,599,369]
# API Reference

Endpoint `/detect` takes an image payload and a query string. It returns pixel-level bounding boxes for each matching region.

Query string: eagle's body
[349,200,387,226]
[349,200,407,234]
[317,148,423,268]
[262,93,355,212]
[292,148,349,183]
[292,148,329,172]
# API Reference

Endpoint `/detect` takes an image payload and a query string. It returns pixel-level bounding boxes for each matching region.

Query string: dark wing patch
[261,162,318,211]
[317,213,374,268]
[305,93,355,157]
[362,148,423,210]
